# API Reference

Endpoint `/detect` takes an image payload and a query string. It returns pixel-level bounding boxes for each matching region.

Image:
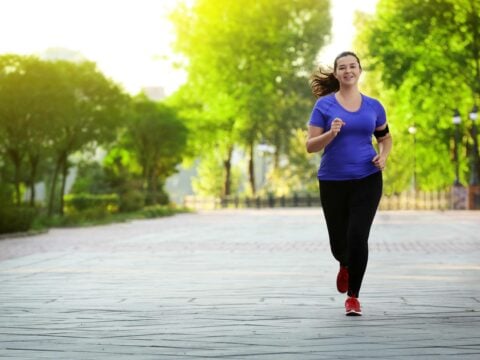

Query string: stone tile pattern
[0,209,479,359]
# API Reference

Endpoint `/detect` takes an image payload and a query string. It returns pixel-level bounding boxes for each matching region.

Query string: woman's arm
[306,118,345,153]
[372,123,393,170]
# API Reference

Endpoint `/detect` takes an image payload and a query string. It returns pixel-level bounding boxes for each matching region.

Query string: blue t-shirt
[308,93,387,180]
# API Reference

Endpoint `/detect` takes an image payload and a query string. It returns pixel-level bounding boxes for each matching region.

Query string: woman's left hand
[372,154,387,171]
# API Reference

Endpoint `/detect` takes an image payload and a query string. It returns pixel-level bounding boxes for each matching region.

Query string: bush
[70,161,113,195]
[64,193,119,219]
[119,189,145,212]
[140,204,176,218]
[0,183,14,205]
[0,206,37,234]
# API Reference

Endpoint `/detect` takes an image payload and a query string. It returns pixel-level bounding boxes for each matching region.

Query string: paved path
[0,209,479,359]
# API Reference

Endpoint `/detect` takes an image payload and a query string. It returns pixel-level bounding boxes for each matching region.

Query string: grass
[31,204,193,230]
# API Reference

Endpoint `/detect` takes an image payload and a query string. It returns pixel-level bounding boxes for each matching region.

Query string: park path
[0,209,479,359]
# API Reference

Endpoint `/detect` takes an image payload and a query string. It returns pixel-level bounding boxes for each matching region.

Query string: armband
[374,125,390,139]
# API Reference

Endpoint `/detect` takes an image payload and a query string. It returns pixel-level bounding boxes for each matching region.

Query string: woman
[306,51,392,316]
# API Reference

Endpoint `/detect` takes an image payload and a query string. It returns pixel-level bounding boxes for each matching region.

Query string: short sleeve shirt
[308,93,387,180]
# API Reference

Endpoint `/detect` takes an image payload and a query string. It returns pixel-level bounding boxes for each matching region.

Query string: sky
[320,0,378,63]
[0,0,378,96]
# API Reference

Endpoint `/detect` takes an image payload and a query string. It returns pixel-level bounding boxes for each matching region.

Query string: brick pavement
[0,209,479,359]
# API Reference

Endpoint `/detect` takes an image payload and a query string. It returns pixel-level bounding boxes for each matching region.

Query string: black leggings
[319,171,382,297]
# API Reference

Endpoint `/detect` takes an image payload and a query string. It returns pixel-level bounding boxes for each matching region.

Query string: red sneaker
[345,296,362,316]
[336,266,348,293]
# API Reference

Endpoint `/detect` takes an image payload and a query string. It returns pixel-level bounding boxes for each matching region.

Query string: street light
[452,109,462,186]
[469,105,479,185]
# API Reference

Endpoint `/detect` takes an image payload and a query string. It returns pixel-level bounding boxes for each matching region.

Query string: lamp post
[469,105,479,185]
[452,109,462,186]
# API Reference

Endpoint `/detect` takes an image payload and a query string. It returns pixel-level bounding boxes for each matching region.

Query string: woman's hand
[330,118,346,137]
[372,154,387,171]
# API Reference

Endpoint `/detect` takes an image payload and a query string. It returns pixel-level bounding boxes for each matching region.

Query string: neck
[338,85,360,98]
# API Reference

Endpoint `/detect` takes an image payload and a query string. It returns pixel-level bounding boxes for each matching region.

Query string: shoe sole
[345,310,362,316]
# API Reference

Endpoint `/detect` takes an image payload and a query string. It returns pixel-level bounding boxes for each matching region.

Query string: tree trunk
[28,154,39,207]
[144,165,153,205]
[150,167,158,205]
[12,155,22,205]
[223,146,233,196]
[48,157,62,216]
[59,154,69,216]
[248,142,256,195]
[6,149,23,205]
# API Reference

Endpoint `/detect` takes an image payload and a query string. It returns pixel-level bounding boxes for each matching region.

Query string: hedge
[64,193,119,219]
[0,206,37,234]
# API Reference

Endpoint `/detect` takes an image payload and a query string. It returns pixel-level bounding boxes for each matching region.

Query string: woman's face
[334,55,362,87]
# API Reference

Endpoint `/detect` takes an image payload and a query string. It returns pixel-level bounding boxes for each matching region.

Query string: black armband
[374,125,390,139]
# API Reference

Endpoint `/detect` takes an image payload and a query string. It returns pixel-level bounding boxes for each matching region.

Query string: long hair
[310,51,362,98]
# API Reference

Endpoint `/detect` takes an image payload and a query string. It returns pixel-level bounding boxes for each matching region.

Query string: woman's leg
[319,180,350,266]
[346,172,383,297]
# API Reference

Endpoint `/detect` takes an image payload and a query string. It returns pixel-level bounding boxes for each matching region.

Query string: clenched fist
[330,118,346,137]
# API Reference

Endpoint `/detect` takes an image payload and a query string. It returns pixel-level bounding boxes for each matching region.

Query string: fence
[184,190,453,211]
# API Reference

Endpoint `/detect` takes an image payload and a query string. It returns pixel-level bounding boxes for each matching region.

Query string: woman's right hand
[330,118,346,137]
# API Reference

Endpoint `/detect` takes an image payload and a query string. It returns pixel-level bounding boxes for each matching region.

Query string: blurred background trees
[169,0,330,197]
[1,0,479,233]
[355,0,480,194]
[0,55,187,232]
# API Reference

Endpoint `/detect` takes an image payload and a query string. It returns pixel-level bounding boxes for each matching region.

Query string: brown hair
[310,51,362,98]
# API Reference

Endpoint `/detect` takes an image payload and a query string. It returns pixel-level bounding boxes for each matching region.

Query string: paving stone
[0,209,479,359]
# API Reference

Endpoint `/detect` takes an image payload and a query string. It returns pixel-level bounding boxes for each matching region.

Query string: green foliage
[33,203,190,229]
[140,204,178,218]
[62,192,118,223]
[44,59,128,215]
[0,181,14,206]
[64,193,119,213]
[70,161,113,194]
[0,54,192,230]
[355,0,480,191]
[0,54,129,214]
[102,148,145,212]
[192,152,242,196]
[191,155,223,196]
[0,55,59,204]
[123,95,188,205]
[119,188,146,212]
[265,129,320,195]
[0,206,37,234]
[0,182,36,234]
[170,0,331,195]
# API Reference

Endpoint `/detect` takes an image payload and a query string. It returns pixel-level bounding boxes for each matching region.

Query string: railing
[378,190,450,210]
[184,190,453,211]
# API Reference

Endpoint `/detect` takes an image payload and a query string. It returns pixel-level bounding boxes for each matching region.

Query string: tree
[355,0,480,191]
[45,60,128,215]
[0,55,128,213]
[125,95,188,205]
[102,147,145,212]
[167,86,239,197]
[170,0,331,195]
[0,55,63,205]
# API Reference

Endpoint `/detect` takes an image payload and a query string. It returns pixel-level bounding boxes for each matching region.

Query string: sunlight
[0,0,186,95]
[0,0,376,95]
